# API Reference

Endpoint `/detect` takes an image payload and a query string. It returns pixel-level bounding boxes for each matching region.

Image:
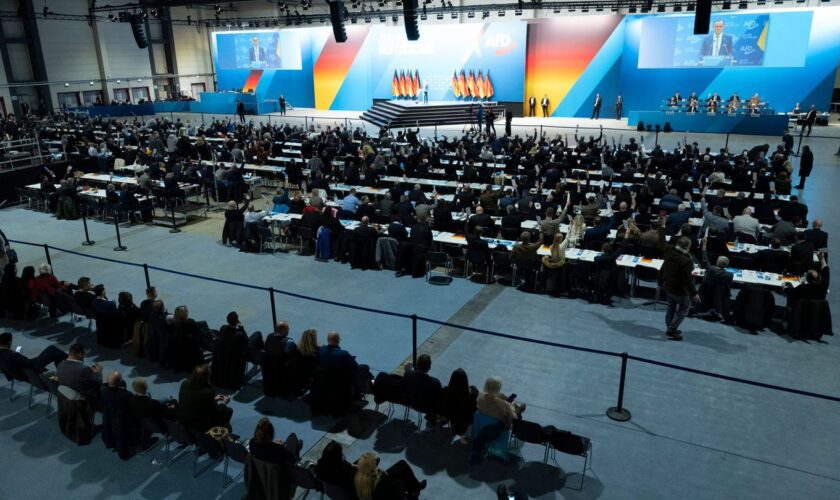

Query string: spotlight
[582,7,589,12]
[392,14,398,22]
[350,15,357,23]
[436,12,443,19]
[379,14,385,22]
[365,15,371,22]
[420,12,427,19]
[722,1,731,8]
[596,6,604,11]
[482,10,490,18]
[451,11,457,18]
[738,1,748,8]
[656,4,665,11]
[378,0,385,5]
[687,3,695,10]
[116,79,121,83]
[108,13,118,21]
[89,81,94,85]
[553,7,561,12]
[216,4,223,14]
[673,4,683,11]
[514,8,522,15]
[64,82,69,87]
[468,9,475,17]
[498,9,505,16]
[629,5,637,12]
[568,6,576,12]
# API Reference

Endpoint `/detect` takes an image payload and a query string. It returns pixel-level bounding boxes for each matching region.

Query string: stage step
[360,100,508,129]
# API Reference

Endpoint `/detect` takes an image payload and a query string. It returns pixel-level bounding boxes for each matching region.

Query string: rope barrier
[8,238,840,408]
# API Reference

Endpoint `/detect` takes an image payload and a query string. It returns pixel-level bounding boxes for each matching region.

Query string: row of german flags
[451,69,494,99]
[391,70,422,98]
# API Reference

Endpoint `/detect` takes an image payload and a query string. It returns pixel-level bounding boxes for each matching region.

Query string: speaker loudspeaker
[694,0,712,35]
[129,14,148,49]
[328,1,348,43]
[403,0,419,41]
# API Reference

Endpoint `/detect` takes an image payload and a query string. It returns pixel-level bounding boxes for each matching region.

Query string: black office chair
[23,368,57,417]
[290,464,323,498]
[544,426,592,491]
[192,431,226,481]
[296,226,316,255]
[163,419,196,465]
[491,250,513,285]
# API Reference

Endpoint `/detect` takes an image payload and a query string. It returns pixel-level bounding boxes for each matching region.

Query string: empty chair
[296,226,316,255]
[425,251,453,285]
[511,419,549,462]
[631,266,661,307]
[193,431,227,482]
[290,464,323,498]
[544,426,592,491]
[223,439,250,489]
[23,368,57,417]
[244,454,296,500]
[491,251,513,285]
[164,419,196,464]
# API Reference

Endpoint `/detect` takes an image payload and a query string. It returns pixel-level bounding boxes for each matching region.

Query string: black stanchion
[269,287,277,327]
[81,211,95,246]
[606,352,632,422]
[113,211,127,251]
[143,264,151,289]
[411,314,418,368]
[793,124,805,158]
[724,132,730,151]
[43,244,52,269]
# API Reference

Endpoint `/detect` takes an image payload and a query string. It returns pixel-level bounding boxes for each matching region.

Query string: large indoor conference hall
[0,0,839,498]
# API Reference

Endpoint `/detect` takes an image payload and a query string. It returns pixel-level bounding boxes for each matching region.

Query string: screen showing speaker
[215,30,303,70]
[638,10,812,69]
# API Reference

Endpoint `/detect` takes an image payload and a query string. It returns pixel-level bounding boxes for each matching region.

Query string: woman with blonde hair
[296,329,320,392]
[354,451,426,500]
[476,376,526,427]
[541,232,569,295]
[567,214,586,248]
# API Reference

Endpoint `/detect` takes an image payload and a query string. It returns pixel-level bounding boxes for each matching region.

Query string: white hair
[483,376,503,394]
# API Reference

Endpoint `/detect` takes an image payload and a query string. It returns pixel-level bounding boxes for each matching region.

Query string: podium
[702,55,732,67]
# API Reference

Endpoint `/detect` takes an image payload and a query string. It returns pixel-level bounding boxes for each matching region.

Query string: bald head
[108,371,122,388]
[813,219,822,229]
[475,206,484,214]
[327,331,341,346]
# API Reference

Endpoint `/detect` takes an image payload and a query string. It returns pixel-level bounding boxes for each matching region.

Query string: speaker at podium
[702,55,733,67]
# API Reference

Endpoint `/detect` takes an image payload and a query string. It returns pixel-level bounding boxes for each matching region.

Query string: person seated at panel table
[726,100,739,115]
[687,95,699,113]
[707,98,718,114]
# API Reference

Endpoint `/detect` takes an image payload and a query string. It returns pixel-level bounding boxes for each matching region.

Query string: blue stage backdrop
[206,8,840,116]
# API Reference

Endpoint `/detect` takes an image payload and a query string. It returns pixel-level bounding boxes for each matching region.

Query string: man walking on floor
[658,216,700,341]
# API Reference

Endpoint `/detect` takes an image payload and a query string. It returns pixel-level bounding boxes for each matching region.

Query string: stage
[627,110,791,136]
[360,100,509,128]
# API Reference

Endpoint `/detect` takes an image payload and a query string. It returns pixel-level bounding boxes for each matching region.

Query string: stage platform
[360,100,507,128]
[628,110,791,136]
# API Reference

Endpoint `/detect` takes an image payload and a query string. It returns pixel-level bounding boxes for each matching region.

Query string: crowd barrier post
[43,244,52,270]
[81,211,95,246]
[113,215,127,251]
[724,132,730,151]
[304,116,308,129]
[201,112,205,125]
[269,287,277,327]
[411,314,418,368]
[794,124,805,158]
[539,125,543,137]
[606,352,632,422]
[143,264,151,289]
[168,201,181,234]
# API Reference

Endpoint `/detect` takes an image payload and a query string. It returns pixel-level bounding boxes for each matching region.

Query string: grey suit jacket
[57,359,102,399]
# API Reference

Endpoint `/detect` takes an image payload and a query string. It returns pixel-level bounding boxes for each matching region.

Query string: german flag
[412,70,421,98]
[399,70,407,97]
[458,70,467,98]
[485,71,494,98]
[476,70,485,99]
[451,71,460,97]
[392,70,400,97]
[466,70,476,98]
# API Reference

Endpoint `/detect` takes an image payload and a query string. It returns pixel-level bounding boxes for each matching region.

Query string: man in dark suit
[177,364,232,432]
[541,94,550,117]
[699,20,734,61]
[591,93,602,120]
[388,216,409,241]
[249,37,266,63]
[403,354,442,418]
[278,95,286,116]
[317,331,358,370]
[56,343,104,403]
[236,100,245,124]
[130,376,177,429]
[779,195,808,224]
[615,95,622,120]
[804,219,828,250]
[528,96,536,117]
[784,251,829,311]
[755,239,790,274]
[804,105,818,136]
[0,333,67,378]
[505,108,513,136]
[501,205,523,232]
[467,206,493,235]
[788,232,816,276]
[698,255,734,322]
[409,216,433,247]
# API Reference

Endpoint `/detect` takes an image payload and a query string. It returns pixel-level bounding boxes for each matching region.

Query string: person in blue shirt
[317,331,358,370]
[342,188,361,214]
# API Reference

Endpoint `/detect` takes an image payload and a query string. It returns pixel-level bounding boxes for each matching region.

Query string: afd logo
[741,45,756,55]
[482,33,517,57]
[743,20,759,30]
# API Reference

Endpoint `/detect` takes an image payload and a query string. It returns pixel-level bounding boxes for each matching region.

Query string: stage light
[673,4,682,11]
[350,15,357,23]
[365,15,371,22]
[436,12,443,19]
[738,1,748,8]
[582,7,589,12]
[451,11,457,18]
[379,14,385,22]
[596,6,604,12]
[64,82,69,87]
[756,0,766,4]
[514,8,522,15]
[216,4,223,14]
[687,3,695,10]
[467,9,474,17]
[89,81,95,85]
[553,7,561,12]
[657,4,665,11]
[378,0,385,5]
[392,14,398,21]
[722,1,731,8]
[498,10,505,16]
[420,12,427,19]
[629,5,638,12]
[108,14,117,21]
[482,10,489,18]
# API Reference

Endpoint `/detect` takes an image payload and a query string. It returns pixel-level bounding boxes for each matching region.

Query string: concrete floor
[1,118,839,499]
